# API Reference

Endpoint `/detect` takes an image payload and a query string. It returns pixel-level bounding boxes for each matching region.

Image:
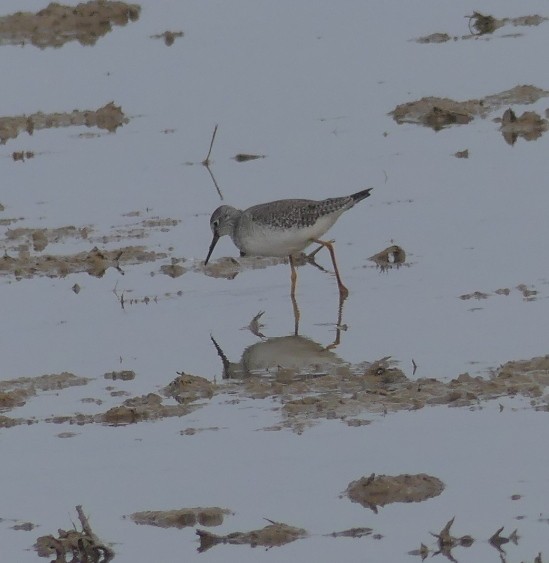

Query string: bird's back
[245,192,367,230]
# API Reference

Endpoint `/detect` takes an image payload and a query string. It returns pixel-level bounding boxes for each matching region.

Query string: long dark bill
[204,233,220,265]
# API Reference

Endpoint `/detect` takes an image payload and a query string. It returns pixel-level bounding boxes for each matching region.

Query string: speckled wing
[246,196,355,230]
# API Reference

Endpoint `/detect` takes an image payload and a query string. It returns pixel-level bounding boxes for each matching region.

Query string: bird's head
[204,205,239,265]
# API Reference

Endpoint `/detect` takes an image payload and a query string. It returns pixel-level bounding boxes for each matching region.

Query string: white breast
[236,213,341,257]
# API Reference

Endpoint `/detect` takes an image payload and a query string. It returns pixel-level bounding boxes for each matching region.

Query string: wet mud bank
[2,354,548,431]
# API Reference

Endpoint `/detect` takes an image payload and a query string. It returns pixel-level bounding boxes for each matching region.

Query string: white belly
[235,213,339,257]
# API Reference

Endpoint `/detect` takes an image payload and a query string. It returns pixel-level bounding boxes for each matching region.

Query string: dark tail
[351,188,373,205]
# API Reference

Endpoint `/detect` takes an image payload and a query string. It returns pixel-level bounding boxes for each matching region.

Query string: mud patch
[326,527,374,538]
[129,507,232,529]
[160,263,186,278]
[196,520,307,552]
[38,381,213,427]
[368,245,407,271]
[203,256,294,280]
[0,102,128,145]
[202,248,336,280]
[345,473,444,511]
[0,1,140,49]
[390,85,549,131]
[163,373,215,403]
[6,225,90,252]
[180,426,221,435]
[459,283,538,304]
[459,290,490,301]
[98,216,181,244]
[11,150,35,162]
[0,415,30,428]
[93,375,214,426]
[100,392,204,426]
[104,370,136,381]
[471,12,549,36]
[496,108,549,145]
[416,32,452,44]
[150,30,184,46]
[0,214,177,280]
[233,153,267,162]
[11,521,36,531]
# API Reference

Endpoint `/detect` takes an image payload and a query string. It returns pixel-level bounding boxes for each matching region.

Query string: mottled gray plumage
[247,191,368,230]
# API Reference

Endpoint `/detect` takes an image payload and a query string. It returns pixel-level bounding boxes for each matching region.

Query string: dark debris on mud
[34,505,114,562]
[414,12,548,43]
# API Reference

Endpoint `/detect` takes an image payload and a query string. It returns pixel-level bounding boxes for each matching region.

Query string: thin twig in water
[76,505,115,561]
[114,251,125,275]
[246,310,266,338]
[201,124,223,200]
[205,161,223,200]
[202,124,218,166]
[112,281,125,310]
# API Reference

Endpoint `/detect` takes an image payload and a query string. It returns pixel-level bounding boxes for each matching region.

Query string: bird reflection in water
[211,333,350,381]
[210,299,349,381]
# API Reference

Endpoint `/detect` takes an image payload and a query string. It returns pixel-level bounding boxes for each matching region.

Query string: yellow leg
[289,255,300,335]
[312,238,349,298]
[289,254,297,298]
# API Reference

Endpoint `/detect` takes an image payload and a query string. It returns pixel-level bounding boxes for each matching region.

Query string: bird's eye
[213,219,219,228]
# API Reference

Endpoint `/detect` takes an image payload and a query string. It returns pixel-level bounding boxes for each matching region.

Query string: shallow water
[1,1,549,561]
